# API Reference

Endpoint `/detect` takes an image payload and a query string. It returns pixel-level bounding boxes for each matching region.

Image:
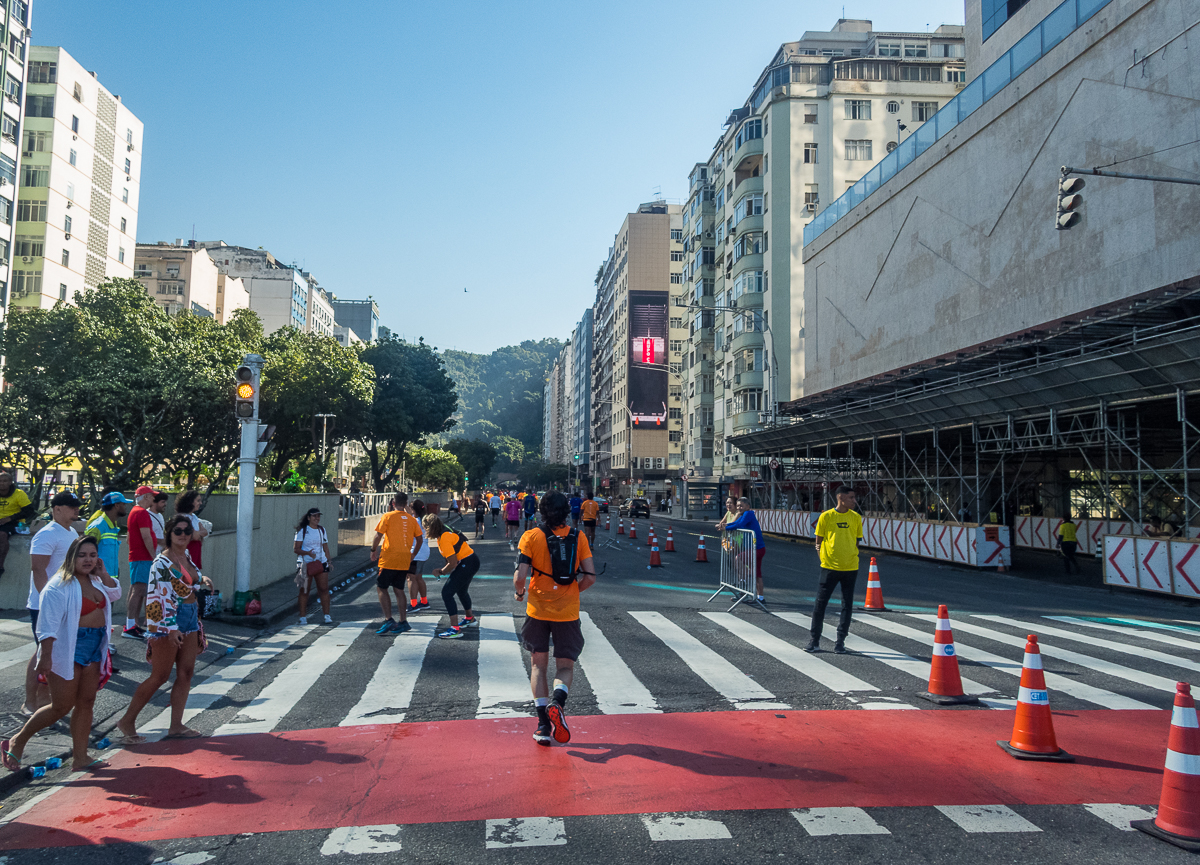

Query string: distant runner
[522,491,538,531]
[580,492,600,546]
[488,492,502,528]
[569,492,583,529]
[473,496,487,540]
[504,497,522,542]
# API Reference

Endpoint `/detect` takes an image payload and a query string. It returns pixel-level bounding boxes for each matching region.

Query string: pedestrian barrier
[861,558,887,611]
[1133,681,1200,850]
[696,536,708,562]
[920,605,978,705]
[708,528,765,611]
[998,635,1073,761]
[664,527,676,552]
[1102,535,1200,599]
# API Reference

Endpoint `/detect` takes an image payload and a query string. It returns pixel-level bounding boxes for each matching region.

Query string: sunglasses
[172,527,193,536]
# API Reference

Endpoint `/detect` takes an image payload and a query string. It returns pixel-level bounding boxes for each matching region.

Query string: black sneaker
[804,641,821,653]
[833,642,849,654]
[546,703,571,744]
[533,721,553,746]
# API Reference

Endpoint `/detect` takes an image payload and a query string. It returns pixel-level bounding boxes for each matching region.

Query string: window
[845,139,873,161]
[904,43,929,57]
[734,118,761,150]
[24,130,49,152]
[913,101,939,122]
[701,375,713,394]
[735,389,764,412]
[0,153,14,186]
[26,95,57,118]
[71,116,79,133]
[669,431,682,443]
[670,272,683,283]
[836,60,897,81]
[804,103,818,123]
[61,249,69,266]
[73,82,83,102]
[126,128,134,145]
[59,283,67,301]
[845,99,871,120]
[733,270,764,297]
[120,217,127,233]
[670,228,683,241]
[932,42,965,58]
[877,41,901,56]
[122,187,129,203]
[17,199,46,222]
[669,407,683,420]
[118,247,125,263]
[15,235,42,257]
[982,0,1032,41]
[670,317,683,329]
[670,250,684,261]
[66,182,75,200]
[21,163,48,187]
[886,100,900,114]
[947,69,966,83]
[693,309,714,331]
[2,115,17,142]
[804,190,819,205]
[803,143,818,164]
[698,277,714,297]
[0,198,10,226]
[669,340,683,354]
[27,61,55,84]
[715,187,724,209]
[123,158,131,175]
[63,215,71,234]
[14,271,41,297]
[69,148,77,166]
[731,193,763,228]
[900,65,942,81]
[11,0,29,24]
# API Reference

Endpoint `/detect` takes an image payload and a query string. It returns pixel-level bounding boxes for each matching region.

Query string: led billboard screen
[628,291,668,425]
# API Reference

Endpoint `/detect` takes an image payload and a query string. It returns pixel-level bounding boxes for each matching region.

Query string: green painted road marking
[1083,616,1200,635]
[628,581,716,594]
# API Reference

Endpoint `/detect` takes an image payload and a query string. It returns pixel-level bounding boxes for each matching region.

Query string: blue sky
[38,0,964,354]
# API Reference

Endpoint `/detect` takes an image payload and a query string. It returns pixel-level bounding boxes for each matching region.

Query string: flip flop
[1,739,21,772]
[164,729,203,740]
[110,734,147,747]
[73,759,108,773]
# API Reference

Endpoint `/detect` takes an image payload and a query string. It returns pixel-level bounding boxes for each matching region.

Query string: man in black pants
[806,486,863,655]
[1056,515,1081,574]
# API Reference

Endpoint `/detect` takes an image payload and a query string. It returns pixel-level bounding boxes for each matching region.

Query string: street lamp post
[315,413,336,475]
[593,398,636,500]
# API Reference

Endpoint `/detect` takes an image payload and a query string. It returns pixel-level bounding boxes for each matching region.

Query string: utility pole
[234,354,266,598]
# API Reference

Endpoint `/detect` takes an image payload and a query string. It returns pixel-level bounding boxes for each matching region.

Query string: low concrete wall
[0,493,339,611]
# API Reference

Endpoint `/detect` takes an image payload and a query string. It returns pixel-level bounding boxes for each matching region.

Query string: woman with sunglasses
[114,514,213,744]
[2,535,121,773]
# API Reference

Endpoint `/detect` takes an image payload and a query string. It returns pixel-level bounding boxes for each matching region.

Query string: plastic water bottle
[95,738,111,750]
[29,766,45,778]
[225,646,235,655]
[44,757,61,769]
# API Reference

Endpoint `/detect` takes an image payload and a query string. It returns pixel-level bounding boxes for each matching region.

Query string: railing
[339,492,392,522]
[803,0,1112,247]
[709,527,764,611]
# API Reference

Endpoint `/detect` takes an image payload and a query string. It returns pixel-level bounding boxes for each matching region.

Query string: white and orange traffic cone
[606,514,611,531]
[1132,681,1200,850]
[860,557,888,611]
[919,605,979,705]
[617,518,625,535]
[696,536,708,562]
[997,634,1073,761]
[648,540,662,568]
[664,527,676,552]
[628,521,638,540]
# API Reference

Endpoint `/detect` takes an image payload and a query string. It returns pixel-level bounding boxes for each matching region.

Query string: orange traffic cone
[860,558,888,611]
[919,605,979,705]
[617,519,625,535]
[629,521,638,540]
[665,527,676,552]
[696,536,708,562]
[648,541,662,568]
[997,634,1073,761]
[1133,681,1200,850]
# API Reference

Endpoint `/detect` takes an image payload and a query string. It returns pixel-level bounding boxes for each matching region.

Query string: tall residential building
[331,298,379,344]
[197,241,335,336]
[569,308,593,478]
[0,0,31,326]
[679,19,964,516]
[542,345,570,465]
[11,45,142,311]
[133,241,249,323]
[590,201,684,503]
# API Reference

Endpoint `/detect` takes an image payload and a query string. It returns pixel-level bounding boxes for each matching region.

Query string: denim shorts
[74,626,106,666]
[176,601,199,635]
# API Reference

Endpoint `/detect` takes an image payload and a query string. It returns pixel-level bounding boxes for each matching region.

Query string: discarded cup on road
[95,738,111,750]
[225,646,235,655]
[28,766,45,779]
[44,757,61,769]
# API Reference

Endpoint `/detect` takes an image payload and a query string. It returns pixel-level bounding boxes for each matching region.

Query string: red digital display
[640,338,654,364]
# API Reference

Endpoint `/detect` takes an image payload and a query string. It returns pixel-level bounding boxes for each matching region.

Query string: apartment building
[569,308,593,478]
[0,0,31,325]
[10,45,141,311]
[133,241,249,323]
[331,298,379,344]
[590,201,684,503]
[678,19,965,516]
[542,344,571,465]
[197,241,336,336]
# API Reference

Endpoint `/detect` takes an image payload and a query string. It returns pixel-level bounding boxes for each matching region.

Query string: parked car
[594,496,610,514]
[624,497,651,519]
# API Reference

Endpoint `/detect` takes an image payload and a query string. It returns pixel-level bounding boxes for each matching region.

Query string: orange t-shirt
[519,526,592,622]
[376,510,421,571]
[436,529,475,561]
[581,500,600,521]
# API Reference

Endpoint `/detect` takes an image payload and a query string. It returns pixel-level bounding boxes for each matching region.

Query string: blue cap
[100,492,133,507]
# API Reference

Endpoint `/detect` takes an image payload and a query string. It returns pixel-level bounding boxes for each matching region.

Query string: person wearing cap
[0,471,37,578]
[23,491,82,714]
[294,507,332,625]
[85,492,131,579]
[122,486,158,640]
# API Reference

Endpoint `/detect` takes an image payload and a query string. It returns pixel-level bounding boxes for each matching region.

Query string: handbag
[306,559,327,577]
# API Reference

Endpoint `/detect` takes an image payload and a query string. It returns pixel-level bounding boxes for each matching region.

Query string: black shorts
[475,514,485,523]
[408,560,425,577]
[506,519,519,526]
[0,523,18,536]
[376,568,408,590]
[490,508,500,516]
[520,616,585,661]
[582,520,596,528]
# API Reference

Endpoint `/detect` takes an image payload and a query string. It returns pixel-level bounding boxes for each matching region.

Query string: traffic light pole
[1063,166,1200,186]
[236,354,265,596]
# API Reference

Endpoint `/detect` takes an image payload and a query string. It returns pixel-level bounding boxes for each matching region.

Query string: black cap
[51,491,81,508]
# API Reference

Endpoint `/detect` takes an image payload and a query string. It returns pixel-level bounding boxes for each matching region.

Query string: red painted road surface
[0,709,1168,849]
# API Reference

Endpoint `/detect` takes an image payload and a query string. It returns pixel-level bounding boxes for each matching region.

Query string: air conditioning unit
[805,203,816,213]
[0,177,7,186]
[23,151,32,157]
[21,255,30,263]
[703,426,714,434]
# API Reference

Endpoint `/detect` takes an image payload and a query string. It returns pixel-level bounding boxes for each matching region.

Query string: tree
[492,435,526,475]
[445,438,497,488]
[354,337,459,492]
[406,447,464,490]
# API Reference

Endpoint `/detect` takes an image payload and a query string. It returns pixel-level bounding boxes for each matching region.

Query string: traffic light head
[234,365,257,419]
[573,453,581,463]
[1056,173,1085,230]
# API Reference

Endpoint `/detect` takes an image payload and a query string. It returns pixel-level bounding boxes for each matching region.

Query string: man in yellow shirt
[370,493,423,635]
[514,491,596,746]
[0,472,36,578]
[807,485,863,655]
[1055,515,1080,574]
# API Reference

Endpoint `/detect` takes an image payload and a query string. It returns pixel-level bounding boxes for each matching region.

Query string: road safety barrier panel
[919,521,935,558]
[905,521,920,556]
[974,525,1011,568]
[1103,535,1138,588]
[1171,540,1200,598]
[1015,516,1032,548]
[709,528,762,611]
[1135,536,1172,594]
[935,523,953,561]
[1103,535,1200,598]
[951,525,970,564]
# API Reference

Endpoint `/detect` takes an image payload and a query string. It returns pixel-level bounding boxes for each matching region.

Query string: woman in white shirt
[3,535,120,773]
[294,508,332,625]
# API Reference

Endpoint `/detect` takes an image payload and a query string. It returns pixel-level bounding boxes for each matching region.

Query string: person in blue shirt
[568,493,583,529]
[84,491,132,578]
[724,497,766,603]
[522,491,538,531]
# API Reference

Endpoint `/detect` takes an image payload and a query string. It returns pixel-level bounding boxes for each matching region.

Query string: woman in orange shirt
[422,515,481,639]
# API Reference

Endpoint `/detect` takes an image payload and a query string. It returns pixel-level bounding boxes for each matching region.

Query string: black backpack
[537,527,580,586]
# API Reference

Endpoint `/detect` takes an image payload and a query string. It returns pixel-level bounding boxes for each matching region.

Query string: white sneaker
[323,614,333,624]
[299,616,308,625]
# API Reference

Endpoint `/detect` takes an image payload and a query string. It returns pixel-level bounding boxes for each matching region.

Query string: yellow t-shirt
[723,510,738,525]
[581,500,600,521]
[436,529,475,561]
[0,488,32,521]
[520,526,593,622]
[376,510,421,571]
[816,508,864,572]
[1057,521,1078,543]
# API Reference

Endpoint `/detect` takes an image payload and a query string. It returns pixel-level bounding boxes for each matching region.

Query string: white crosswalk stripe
[629,611,789,710]
[792,807,890,836]
[578,612,660,714]
[1082,803,1157,831]
[936,804,1041,833]
[641,814,732,841]
[1046,616,1200,653]
[0,638,34,673]
[341,621,437,726]
[476,614,532,718]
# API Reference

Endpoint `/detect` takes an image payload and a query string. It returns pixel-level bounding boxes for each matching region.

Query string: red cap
[135,485,156,497]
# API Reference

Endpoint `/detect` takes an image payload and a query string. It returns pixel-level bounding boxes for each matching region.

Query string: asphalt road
[0,513,1195,864]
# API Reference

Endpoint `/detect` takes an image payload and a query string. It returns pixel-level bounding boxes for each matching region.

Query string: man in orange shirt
[514,491,596,746]
[370,493,423,635]
[579,492,600,545]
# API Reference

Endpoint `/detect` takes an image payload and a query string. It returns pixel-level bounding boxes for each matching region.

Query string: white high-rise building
[11,45,142,311]
[0,0,32,326]
[197,241,336,336]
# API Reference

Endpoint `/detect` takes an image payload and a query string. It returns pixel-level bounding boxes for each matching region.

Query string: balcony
[732,410,764,431]
[733,370,764,390]
[732,133,763,170]
[731,330,765,355]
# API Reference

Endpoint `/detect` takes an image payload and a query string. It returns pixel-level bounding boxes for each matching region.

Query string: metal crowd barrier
[709,528,766,612]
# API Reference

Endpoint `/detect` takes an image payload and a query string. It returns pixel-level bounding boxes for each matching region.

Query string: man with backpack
[522,490,538,531]
[513,491,596,746]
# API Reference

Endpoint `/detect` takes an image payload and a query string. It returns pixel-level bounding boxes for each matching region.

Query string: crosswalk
[129,606,1194,735]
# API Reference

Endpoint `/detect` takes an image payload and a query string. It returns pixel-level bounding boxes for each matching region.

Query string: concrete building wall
[134,242,220,318]
[801,0,1199,397]
[331,299,379,343]
[0,0,30,325]
[216,272,248,323]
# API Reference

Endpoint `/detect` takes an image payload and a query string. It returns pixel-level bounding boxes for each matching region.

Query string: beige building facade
[197,241,335,336]
[134,241,249,322]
